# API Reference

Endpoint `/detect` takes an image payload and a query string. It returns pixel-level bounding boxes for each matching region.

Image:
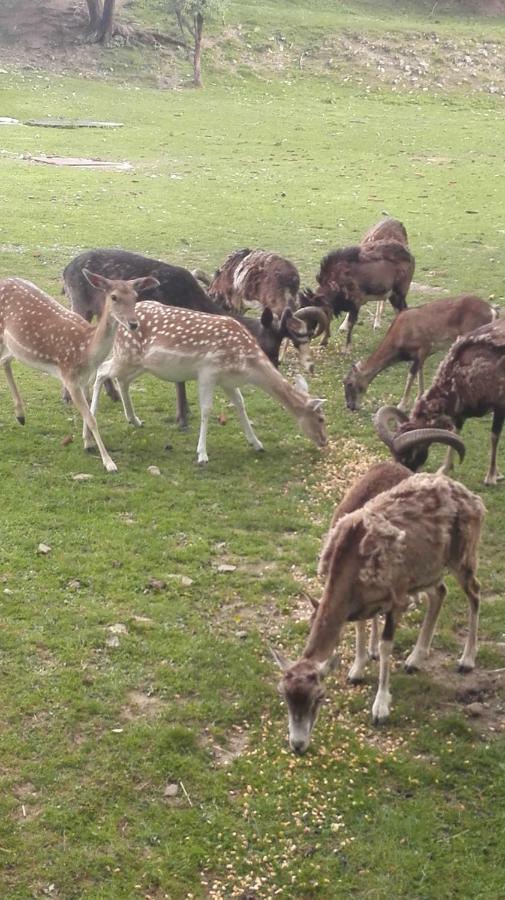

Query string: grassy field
[1,2,505,897]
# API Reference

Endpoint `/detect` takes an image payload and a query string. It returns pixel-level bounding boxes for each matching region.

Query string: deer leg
[456,569,481,673]
[342,310,358,355]
[437,446,455,476]
[404,584,446,672]
[223,386,264,452]
[417,363,425,398]
[3,359,26,424]
[484,410,505,485]
[373,300,385,330]
[398,361,419,412]
[196,375,216,465]
[338,312,350,334]
[65,380,117,474]
[116,379,144,428]
[176,382,190,430]
[368,615,380,659]
[348,620,368,683]
[371,608,399,725]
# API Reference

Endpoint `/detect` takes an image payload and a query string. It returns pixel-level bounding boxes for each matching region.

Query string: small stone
[164,783,179,798]
[37,543,51,555]
[106,635,120,649]
[146,577,166,592]
[67,579,81,591]
[108,623,127,635]
[235,631,248,640]
[180,575,193,587]
[466,702,485,718]
[216,564,237,573]
[3,588,13,595]
[72,473,93,482]
[61,434,74,446]
[147,465,161,476]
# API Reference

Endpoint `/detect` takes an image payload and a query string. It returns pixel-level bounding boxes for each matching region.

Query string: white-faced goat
[273,473,484,753]
[90,303,328,464]
[345,294,495,412]
[376,318,505,485]
[63,249,326,426]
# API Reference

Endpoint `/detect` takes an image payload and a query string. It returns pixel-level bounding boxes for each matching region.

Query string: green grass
[1,2,505,897]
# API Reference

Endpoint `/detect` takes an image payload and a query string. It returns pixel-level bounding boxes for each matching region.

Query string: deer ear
[269,646,292,671]
[82,269,112,291]
[261,307,274,328]
[130,277,160,294]
[309,398,327,411]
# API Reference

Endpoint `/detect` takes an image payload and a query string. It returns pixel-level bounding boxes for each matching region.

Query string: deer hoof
[457,663,474,674]
[17,416,26,425]
[105,461,118,474]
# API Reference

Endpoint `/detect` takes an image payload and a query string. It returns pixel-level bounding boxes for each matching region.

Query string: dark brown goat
[375,318,505,485]
[63,249,321,427]
[208,249,300,317]
[307,241,415,352]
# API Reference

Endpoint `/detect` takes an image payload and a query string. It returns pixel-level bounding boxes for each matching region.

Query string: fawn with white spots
[0,271,158,472]
[90,302,328,464]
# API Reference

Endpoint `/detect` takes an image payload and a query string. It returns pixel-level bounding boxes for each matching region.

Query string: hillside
[1,0,505,95]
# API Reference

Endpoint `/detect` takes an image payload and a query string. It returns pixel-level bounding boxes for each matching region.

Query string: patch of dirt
[11,782,42,823]
[0,0,181,78]
[201,725,250,767]
[121,690,166,721]
[423,650,505,733]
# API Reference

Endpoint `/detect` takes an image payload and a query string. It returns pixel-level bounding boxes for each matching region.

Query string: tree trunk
[85,0,103,33]
[193,12,204,87]
[97,0,116,44]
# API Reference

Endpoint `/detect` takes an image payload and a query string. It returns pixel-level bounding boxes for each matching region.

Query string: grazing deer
[0,272,158,472]
[273,474,484,753]
[344,295,495,412]
[90,302,328,463]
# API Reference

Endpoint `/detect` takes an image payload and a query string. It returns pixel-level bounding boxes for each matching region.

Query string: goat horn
[374,405,409,450]
[294,307,329,339]
[392,428,466,463]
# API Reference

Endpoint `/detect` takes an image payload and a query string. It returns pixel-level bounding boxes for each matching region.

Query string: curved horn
[392,428,466,463]
[294,307,329,339]
[374,405,409,450]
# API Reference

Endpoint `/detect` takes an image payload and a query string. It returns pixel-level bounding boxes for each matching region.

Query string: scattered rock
[164,783,179,798]
[66,579,81,591]
[166,574,194,587]
[147,465,161,476]
[72,473,93,482]
[108,623,127,635]
[146,577,166,592]
[106,634,120,649]
[466,701,485,718]
[37,543,51,555]
[216,564,237,573]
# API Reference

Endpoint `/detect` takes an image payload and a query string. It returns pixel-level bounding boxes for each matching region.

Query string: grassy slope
[1,3,505,898]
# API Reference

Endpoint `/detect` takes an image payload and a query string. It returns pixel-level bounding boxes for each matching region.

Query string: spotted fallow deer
[90,302,328,463]
[0,272,159,472]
